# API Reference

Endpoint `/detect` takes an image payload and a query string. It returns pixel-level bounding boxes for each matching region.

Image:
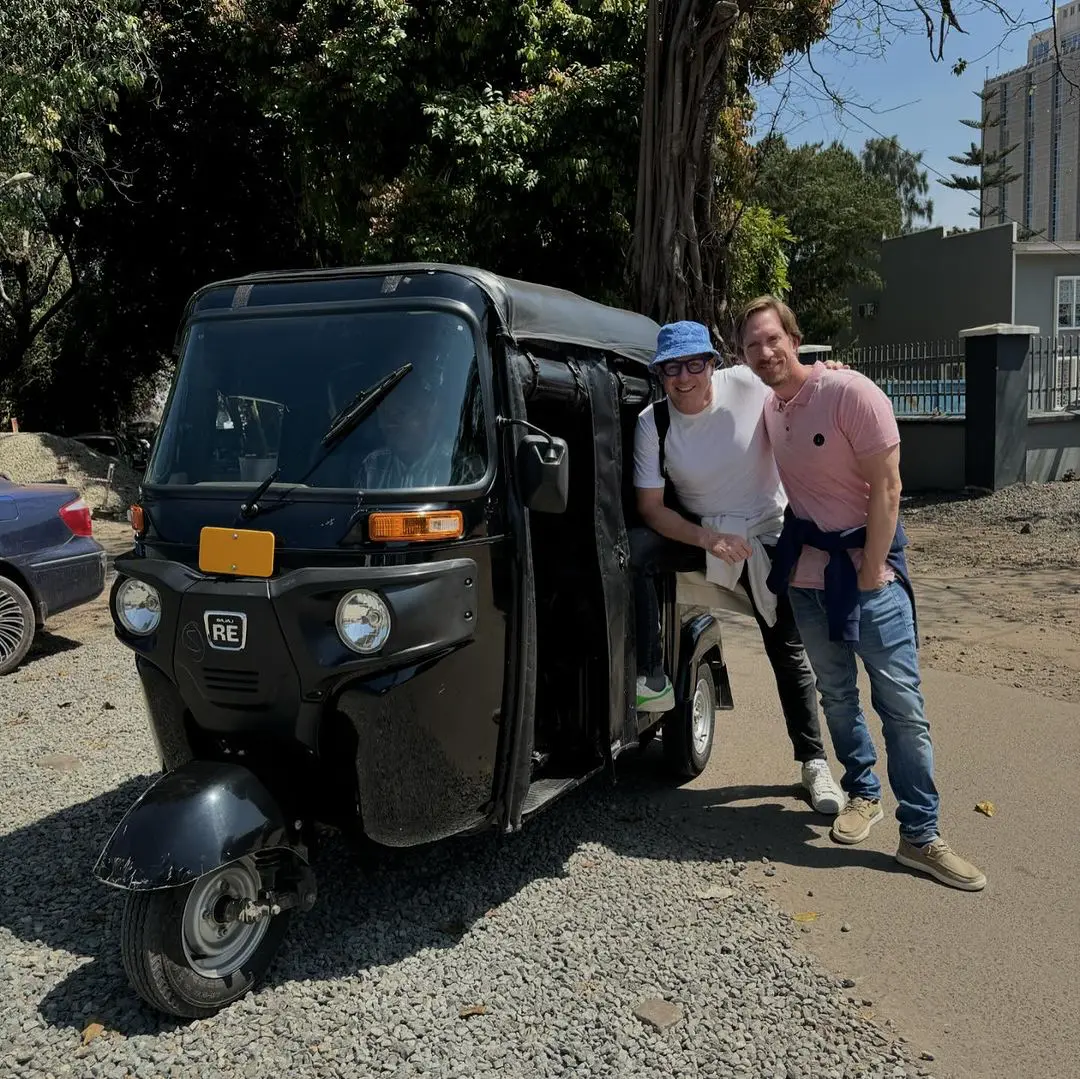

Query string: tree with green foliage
[938,86,1021,225]
[861,136,934,234]
[0,0,150,395]
[13,2,309,431]
[633,1,832,336]
[727,203,794,314]
[753,135,902,343]
[0,0,1019,427]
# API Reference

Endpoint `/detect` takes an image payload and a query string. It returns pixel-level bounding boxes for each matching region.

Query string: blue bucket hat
[651,320,720,368]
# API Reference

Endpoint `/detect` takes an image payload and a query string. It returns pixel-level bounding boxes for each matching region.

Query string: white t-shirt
[633,365,786,522]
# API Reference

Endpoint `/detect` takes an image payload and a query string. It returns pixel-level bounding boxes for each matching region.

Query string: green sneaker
[636,675,674,713]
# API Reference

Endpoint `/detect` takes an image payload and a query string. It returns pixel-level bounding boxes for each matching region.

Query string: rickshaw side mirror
[518,434,569,514]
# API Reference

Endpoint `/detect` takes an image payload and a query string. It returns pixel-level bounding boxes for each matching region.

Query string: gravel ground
[899,481,1080,703]
[0,433,141,518]
[901,480,1080,572]
[1,630,938,1079]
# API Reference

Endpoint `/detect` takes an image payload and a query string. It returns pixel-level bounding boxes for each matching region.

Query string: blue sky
[751,2,1052,228]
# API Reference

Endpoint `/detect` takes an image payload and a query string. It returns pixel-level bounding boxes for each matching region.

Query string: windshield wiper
[234,363,413,523]
[322,362,413,449]
[240,467,281,520]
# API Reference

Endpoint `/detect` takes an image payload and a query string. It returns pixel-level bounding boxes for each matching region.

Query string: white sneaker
[636,675,674,713]
[800,759,845,816]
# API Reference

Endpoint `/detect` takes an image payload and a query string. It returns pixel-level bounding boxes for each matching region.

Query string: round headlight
[115,577,162,635]
[335,590,391,654]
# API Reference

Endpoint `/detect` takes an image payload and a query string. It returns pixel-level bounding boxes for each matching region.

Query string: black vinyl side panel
[333,543,509,847]
[579,357,635,751]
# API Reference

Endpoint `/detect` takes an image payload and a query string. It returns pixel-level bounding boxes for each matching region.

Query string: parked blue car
[0,477,108,674]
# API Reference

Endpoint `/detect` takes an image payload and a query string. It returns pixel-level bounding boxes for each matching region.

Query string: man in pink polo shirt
[735,295,985,892]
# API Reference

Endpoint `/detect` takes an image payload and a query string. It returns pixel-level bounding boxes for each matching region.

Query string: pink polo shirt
[763,363,901,590]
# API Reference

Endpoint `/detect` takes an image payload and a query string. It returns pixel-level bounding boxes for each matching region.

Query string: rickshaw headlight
[115,577,162,635]
[336,590,391,654]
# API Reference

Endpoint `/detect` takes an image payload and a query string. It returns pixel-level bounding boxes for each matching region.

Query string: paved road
[689,615,1080,1079]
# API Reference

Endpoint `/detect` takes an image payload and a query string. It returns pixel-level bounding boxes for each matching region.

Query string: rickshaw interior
[511,341,663,792]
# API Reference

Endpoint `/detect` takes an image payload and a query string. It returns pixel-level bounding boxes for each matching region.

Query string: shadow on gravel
[22,631,83,665]
[0,774,194,1035]
[14,747,898,1036]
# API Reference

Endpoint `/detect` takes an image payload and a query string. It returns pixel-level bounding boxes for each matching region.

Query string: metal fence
[832,340,966,417]
[1029,334,1080,413]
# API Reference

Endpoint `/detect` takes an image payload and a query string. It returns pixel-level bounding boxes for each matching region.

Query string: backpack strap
[653,395,689,516]
[654,396,670,480]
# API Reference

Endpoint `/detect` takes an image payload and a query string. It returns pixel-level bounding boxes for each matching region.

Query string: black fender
[675,611,734,710]
[93,760,306,891]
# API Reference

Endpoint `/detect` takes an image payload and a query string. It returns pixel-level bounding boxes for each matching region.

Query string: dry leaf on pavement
[81,1022,106,1046]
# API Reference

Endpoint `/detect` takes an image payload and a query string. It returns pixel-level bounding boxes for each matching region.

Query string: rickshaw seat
[674,570,756,620]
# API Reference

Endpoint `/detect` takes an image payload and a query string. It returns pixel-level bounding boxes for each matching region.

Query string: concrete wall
[1026,413,1080,480]
[898,418,966,492]
[896,412,1080,489]
[847,224,1015,346]
[1015,251,1074,332]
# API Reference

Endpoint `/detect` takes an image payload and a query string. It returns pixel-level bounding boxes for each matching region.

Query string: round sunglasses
[657,355,712,379]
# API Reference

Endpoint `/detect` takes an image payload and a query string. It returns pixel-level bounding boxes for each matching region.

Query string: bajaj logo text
[203,611,248,651]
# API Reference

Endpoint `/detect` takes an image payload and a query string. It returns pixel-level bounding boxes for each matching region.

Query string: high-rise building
[982,5,1080,239]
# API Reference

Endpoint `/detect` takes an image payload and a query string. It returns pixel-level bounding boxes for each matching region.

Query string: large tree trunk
[632,1,740,336]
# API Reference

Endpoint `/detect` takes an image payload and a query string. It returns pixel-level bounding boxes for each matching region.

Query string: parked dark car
[0,478,108,674]
[71,431,132,464]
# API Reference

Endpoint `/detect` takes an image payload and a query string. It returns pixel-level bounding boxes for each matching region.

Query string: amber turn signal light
[368,510,464,542]
[129,504,145,534]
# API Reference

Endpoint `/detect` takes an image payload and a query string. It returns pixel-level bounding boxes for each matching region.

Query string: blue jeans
[788,582,939,845]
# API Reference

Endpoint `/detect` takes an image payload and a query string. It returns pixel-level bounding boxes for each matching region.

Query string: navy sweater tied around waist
[765,507,919,645]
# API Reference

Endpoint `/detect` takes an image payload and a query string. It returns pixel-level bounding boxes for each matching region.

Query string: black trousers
[629,526,826,763]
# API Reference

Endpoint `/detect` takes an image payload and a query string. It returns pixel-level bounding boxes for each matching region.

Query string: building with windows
[982,5,1080,239]
[847,221,1080,345]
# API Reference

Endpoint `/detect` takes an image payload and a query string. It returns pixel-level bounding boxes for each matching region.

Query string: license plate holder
[198,526,275,577]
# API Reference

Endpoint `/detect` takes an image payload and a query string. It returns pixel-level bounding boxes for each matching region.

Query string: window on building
[1056,277,1080,329]
[1024,138,1034,228]
[1051,134,1060,240]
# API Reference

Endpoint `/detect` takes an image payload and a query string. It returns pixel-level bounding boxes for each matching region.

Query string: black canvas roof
[190,263,661,368]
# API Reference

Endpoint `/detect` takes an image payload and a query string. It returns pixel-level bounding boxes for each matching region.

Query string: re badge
[203,611,248,651]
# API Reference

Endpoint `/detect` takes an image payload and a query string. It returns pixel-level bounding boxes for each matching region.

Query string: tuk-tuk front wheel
[663,671,716,779]
[119,856,291,1019]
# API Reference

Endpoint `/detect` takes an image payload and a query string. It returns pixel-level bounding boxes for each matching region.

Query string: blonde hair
[734,296,802,350]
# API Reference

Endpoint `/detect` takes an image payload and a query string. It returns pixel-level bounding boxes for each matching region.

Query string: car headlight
[335,590,391,654]
[115,577,162,635]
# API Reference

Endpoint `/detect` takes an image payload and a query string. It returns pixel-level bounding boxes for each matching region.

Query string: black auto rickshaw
[95,264,734,1018]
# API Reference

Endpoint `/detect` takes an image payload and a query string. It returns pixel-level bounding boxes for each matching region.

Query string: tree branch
[27,236,79,343]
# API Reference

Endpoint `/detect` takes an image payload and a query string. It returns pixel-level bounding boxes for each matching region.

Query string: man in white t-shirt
[632,320,844,815]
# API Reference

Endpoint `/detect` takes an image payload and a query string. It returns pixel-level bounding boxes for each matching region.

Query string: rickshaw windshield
[146,308,489,491]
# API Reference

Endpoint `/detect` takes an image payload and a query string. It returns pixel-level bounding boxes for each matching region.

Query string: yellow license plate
[198,527,275,577]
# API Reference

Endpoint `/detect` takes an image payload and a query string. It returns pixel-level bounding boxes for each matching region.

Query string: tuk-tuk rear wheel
[662,672,716,779]
[119,857,292,1019]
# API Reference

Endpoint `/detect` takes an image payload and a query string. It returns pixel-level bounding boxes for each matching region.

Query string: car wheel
[119,856,292,1019]
[0,575,36,676]
[662,669,716,779]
